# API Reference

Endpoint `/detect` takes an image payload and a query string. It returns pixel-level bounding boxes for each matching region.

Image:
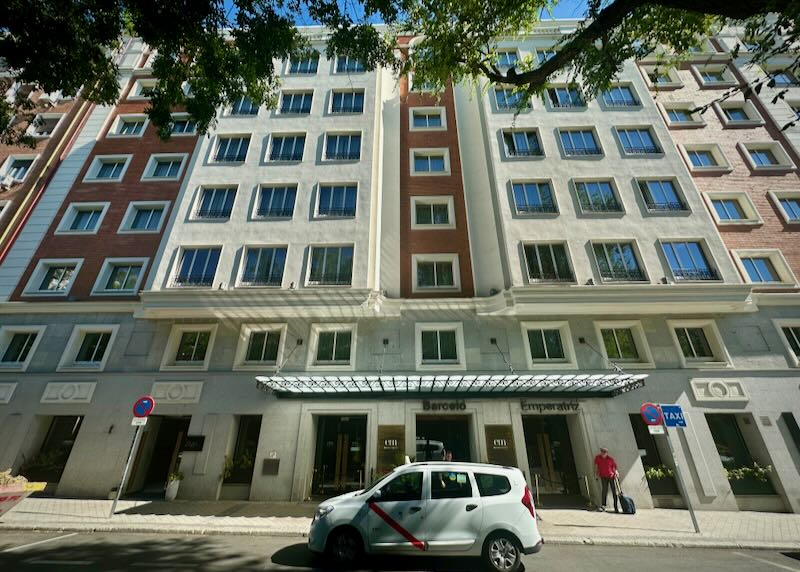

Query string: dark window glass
[432,471,473,499]
[380,471,423,502]
[475,473,511,496]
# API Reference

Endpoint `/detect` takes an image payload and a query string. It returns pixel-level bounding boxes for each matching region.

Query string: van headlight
[314,505,334,522]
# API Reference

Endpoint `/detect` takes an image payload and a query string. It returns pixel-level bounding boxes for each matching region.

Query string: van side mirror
[369,489,382,503]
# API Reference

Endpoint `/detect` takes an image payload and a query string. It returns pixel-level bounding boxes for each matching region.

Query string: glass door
[312,415,367,497]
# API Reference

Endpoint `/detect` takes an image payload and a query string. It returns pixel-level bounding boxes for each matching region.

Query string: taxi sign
[661,404,687,427]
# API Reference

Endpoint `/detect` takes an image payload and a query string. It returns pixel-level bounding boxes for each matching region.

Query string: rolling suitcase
[616,477,636,515]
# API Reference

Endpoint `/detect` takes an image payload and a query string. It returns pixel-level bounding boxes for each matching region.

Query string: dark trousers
[600,477,618,509]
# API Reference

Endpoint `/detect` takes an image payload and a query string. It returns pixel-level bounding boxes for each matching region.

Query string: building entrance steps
[2,497,800,549]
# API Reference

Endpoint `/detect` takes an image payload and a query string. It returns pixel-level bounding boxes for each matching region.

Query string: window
[113,116,146,136]
[332,90,364,114]
[675,327,713,359]
[683,145,729,171]
[256,185,296,218]
[130,79,157,99]
[412,255,460,292]
[575,181,621,213]
[432,471,472,499]
[592,242,646,281]
[496,50,519,69]
[195,187,236,219]
[173,247,221,287]
[25,260,82,295]
[689,150,714,167]
[617,128,661,155]
[214,136,250,163]
[706,192,761,225]
[547,86,584,108]
[75,332,112,364]
[308,246,353,285]
[29,113,63,137]
[96,259,145,293]
[475,473,511,497]
[521,321,578,370]
[741,256,779,283]
[512,181,557,214]
[733,250,796,285]
[601,328,639,360]
[527,329,565,361]
[57,203,108,234]
[161,324,217,371]
[279,92,312,114]
[175,331,211,363]
[241,247,287,286]
[234,324,286,370]
[668,320,729,367]
[523,243,573,282]
[170,114,197,135]
[421,330,458,363]
[502,130,543,157]
[269,135,304,161]
[723,107,748,122]
[537,49,556,64]
[700,70,725,83]
[246,330,281,363]
[143,154,185,180]
[3,157,35,181]
[494,87,530,110]
[336,55,365,73]
[602,86,638,107]
[229,96,259,116]
[119,202,167,233]
[770,191,800,223]
[776,322,800,365]
[661,241,718,281]
[749,148,779,167]
[0,327,44,371]
[662,104,704,127]
[713,198,745,221]
[380,471,423,502]
[667,109,692,122]
[85,156,130,181]
[638,180,686,211]
[318,185,357,217]
[559,130,601,156]
[695,66,735,87]
[288,52,319,74]
[718,102,763,126]
[595,320,655,367]
[412,197,453,228]
[741,143,794,171]
[771,71,799,87]
[325,134,361,161]
[642,67,681,88]
[57,326,119,371]
[316,330,352,363]
[412,150,448,174]
[411,108,445,130]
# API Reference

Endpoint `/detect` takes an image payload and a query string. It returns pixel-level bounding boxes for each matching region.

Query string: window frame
[23,258,83,297]
[57,324,120,372]
[659,239,720,282]
[768,190,800,225]
[330,89,366,115]
[659,102,705,128]
[704,191,762,226]
[305,244,355,287]
[278,90,313,115]
[593,320,655,369]
[773,319,800,368]
[635,178,689,214]
[613,125,663,156]
[409,107,447,132]
[544,84,586,110]
[334,55,366,74]
[0,325,46,372]
[169,113,197,136]
[510,179,559,215]
[118,200,170,234]
[1,154,39,183]
[520,321,578,370]
[410,148,451,176]
[286,52,320,75]
[572,178,625,215]
[266,133,306,163]
[140,153,188,182]
[600,84,641,109]
[680,144,732,173]
[501,129,545,159]
[731,249,798,287]
[323,132,362,162]
[170,246,223,288]
[557,128,604,158]
[83,154,133,183]
[667,319,731,369]
[27,112,65,139]
[692,65,738,88]
[128,79,158,100]
[410,196,456,230]
[412,253,461,293]
[211,134,251,164]
[590,240,649,283]
[415,322,466,371]
[253,184,297,220]
[233,323,288,371]
[640,66,683,90]
[739,142,795,173]
[160,324,218,371]
[521,241,576,284]
[107,114,149,138]
[237,244,288,288]
[55,202,111,235]
[307,323,357,371]
[91,257,149,296]
[493,86,532,112]
[192,185,238,221]
[714,101,764,128]
[226,95,261,117]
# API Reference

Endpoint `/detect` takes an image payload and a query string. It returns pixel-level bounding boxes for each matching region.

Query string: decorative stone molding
[0,383,17,404]
[151,381,203,404]
[40,382,96,403]
[691,379,749,402]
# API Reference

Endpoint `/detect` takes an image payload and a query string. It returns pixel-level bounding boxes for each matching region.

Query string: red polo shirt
[594,454,617,478]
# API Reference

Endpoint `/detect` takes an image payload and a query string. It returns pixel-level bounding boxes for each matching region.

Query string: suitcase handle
[614,476,623,495]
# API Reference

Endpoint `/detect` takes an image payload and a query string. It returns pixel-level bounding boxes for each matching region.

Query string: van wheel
[483,532,521,572]
[327,527,363,566]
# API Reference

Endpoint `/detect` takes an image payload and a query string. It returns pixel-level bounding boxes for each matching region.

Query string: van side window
[475,473,511,496]
[381,471,423,501]
[431,471,473,499]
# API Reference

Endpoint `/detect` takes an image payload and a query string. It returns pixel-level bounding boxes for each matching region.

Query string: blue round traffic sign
[133,395,155,418]
[640,402,662,426]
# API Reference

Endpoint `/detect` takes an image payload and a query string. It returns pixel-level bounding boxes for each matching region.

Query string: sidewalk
[2,497,800,550]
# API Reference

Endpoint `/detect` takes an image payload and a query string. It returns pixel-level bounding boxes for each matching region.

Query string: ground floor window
[19,416,83,483]
[706,413,775,495]
[223,415,262,485]
[628,414,678,495]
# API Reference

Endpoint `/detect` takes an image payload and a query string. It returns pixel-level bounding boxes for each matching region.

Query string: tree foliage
[0,0,797,146]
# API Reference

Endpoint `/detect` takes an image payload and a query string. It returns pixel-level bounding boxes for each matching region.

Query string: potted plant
[165,471,184,501]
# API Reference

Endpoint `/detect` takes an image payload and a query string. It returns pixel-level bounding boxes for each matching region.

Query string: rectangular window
[713,199,745,221]
[537,50,556,64]
[779,197,800,222]
[497,50,519,68]
[617,128,660,154]
[308,246,353,285]
[117,118,145,135]
[30,114,61,137]
[748,148,779,167]
[280,92,312,114]
[662,242,717,281]
[675,327,714,359]
[130,206,164,231]
[39,265,76,292]
[412,110,443,128]
[149,157,182,179]
[325,134,361,160]
[332,91,364,113]
[95,159,126,180]
[602,86,638,107]
[415,202,449,225]
[417,260,455,288]
[246,331,281,363]
[336,55,365,73]
[174,248,221,287]
[527,329,565,360]
[741,257,779,282]
[781,326,800,357]
[318,185,357,217]
[257,185,296,218]
[649,72,673,85]
[560,130,601,156]
[75,332,111,363]
[413,152,446,173]
[316,330,352,362]
[494,87,530,110]
[723,107,749,122]
[772,71,799,87]
[688,149,717,167]
[548,87,584,108]
[230,96,259,115]
[601,328,639,360]
[289,53,319,74]
[2,332,38,364]
[593,242,644,281]
[512,182,556,214]
[575,181,621,212]
[196,187,236,219]
[269,135,304,161]
[69,208,103,232]
[432,471,472,499]
[175,331,211,363]
[241,247,286,286]
[8,158,34,180]
[638,180,685,211]
[214,137,250,163]
[171,116,196,135]
[667,109,693,122]
[524,243,573,282]
[104,263,142,291]
[700,70,726,83]
[475,473,511,496]
[421,330,458,362]
[503,131,542,157]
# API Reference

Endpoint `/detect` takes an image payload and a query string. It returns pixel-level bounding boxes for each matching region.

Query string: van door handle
[466,504,478,512]
[409,506,422,513]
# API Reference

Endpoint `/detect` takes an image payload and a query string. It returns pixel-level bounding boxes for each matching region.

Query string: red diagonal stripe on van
[368,503,426,551]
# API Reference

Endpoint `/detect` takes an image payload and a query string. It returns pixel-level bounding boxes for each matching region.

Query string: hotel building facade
[0,24,799,513]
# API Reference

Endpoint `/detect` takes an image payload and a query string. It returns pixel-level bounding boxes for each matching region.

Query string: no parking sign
[640,402,662,426]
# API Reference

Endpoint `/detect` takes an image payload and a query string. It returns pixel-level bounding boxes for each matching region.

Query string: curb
[0,522,308,537]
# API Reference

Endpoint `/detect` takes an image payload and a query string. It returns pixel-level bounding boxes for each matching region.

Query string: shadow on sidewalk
[118,500,317,518]
[550,522,692,534]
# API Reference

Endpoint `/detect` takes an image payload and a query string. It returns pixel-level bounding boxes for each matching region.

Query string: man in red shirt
[593,447,619,512]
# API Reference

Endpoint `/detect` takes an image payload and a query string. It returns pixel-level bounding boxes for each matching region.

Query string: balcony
[528,274,575,283]
[318,207,356,217]
[623,145,662,155]
[645,201,686,212]
[507,148,543,157]
[269,153,303,162]
[308,275,352,286]
[580,200,622,213]
[173,276,214,287]
[240,276,283,286]
[194,208,232,219]
[671,268,719,281]
[550,100,585,109]
[325,152,360,161]
[563,148,602,156]
[516,204,558,215]
[256,207,294,218]
[599,269,646,282]
[214,154,246,163]
[603,99,639,108]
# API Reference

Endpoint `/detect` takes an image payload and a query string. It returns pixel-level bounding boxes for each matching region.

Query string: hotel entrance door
[523,415,580,501]
[312,415,367,497]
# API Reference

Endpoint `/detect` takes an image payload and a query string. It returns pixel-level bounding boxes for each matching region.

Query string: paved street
[1,531,800,571]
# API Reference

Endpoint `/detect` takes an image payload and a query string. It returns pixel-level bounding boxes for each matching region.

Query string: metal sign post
[109,396,155,518]
[659,404,700,534]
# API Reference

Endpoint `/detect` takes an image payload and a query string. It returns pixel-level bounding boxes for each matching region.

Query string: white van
[308,461,543,572]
